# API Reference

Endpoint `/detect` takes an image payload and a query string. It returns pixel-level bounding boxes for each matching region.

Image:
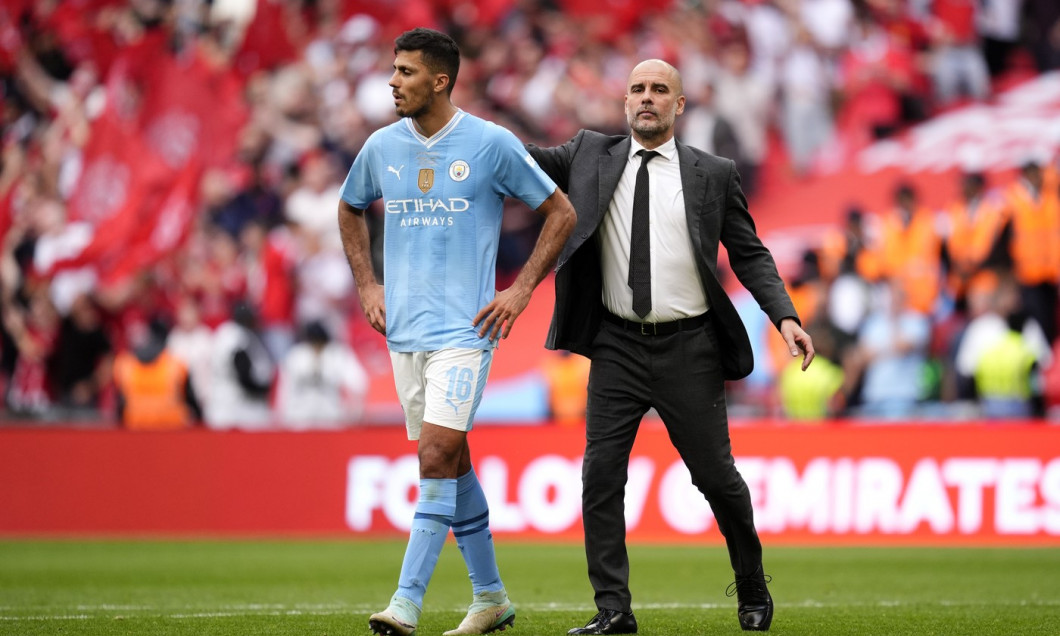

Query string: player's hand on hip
[359,283,387,335]
[473,286,531,342]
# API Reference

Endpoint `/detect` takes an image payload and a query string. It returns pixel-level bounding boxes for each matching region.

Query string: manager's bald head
[624,59,685,148]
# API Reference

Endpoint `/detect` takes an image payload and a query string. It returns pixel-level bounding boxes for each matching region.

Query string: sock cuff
[457,468,479,493]
[418,478,457,517]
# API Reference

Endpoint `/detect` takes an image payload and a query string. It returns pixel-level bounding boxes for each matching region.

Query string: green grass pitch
[1,539,1058,635]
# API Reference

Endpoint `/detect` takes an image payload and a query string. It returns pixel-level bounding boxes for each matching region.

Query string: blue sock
[393,478,457,610]
[453,469,504,594]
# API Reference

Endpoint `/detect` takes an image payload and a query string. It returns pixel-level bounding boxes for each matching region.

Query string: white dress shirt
[598,137,709,322]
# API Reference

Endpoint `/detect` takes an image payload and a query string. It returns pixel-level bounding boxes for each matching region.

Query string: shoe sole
[443,606,516,635]
[486,607,515,633]
[369,617,416,636]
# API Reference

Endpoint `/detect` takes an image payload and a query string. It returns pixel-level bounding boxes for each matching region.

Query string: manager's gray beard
[629,117,672,143]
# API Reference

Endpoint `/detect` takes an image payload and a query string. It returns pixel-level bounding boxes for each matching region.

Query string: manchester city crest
[449,160,470,182]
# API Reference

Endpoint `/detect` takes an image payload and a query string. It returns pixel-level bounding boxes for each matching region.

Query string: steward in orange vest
[941,172,1010,306]
[861,183,943,315]
[1003,162,1060,341]
[818,206,873,282]
[113,322,201,430]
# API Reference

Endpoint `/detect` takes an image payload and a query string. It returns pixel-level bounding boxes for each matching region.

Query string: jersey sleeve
[486,124,557,210]
[339,133,383,210]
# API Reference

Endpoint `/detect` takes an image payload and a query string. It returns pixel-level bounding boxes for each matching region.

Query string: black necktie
[629,150,659,318]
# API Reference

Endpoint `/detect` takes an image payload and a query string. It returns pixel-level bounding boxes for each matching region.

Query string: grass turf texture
[1,540,1058,635]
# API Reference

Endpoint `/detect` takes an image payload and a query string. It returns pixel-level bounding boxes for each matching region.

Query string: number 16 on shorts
[391,348,494,438]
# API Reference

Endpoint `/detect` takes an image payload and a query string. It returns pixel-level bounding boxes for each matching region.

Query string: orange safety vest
[1006,173,1060,286]
[540,352,590,427]
[113,350,192,431]
[866,207,941,314]
[819,229,848,281]
[945,195,1007,297]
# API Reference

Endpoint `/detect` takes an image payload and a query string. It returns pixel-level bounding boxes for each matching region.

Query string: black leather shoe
[567,609,638,635]
[726,568,773,631]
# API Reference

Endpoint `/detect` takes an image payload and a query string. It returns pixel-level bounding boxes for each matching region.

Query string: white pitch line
[2,599,1058,621]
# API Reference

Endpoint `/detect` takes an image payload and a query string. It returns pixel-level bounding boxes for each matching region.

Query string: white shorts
[390,348,494,440]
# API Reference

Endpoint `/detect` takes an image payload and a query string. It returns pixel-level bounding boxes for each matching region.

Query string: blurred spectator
[940,171,1009,308]
[48,291,112,416]
[204,301,274,430]
[778,21,834,174]
[182,225,247,329]
[845,281,933,418]
[239,218,299,361]
[953,273,1052,416]
[679,79,741,162]
[284,149,343,252]
[835,7,918,145]
[165,295,214,409]
[1024,0,1060,72]
[282,147,352,342]
[927,0,990,105]
[713,35,773,195]
[540,349,591,427]
[113,318,201,430]
[1043,339,1060,417]
[1001,161,1060,343]
[778,326,845,421]
[861,182,942,316]
[2,282,60,417]
[497,199,546,287]
[769,249,828,376]
[825,266,873,371]
[975,0,1024,77]
[798,0,856,57]
[275,320,368,429]
[292,225,354,348]
[211,157,285,239]
[819,205,872,282]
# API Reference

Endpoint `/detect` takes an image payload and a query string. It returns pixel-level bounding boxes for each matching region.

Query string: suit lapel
[598,138,630,222]
[678,141,709,248]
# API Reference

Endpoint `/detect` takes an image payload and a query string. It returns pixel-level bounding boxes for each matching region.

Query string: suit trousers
[582,316,763,612]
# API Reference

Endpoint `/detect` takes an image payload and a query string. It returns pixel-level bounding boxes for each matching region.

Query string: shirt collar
[629,136,677,163]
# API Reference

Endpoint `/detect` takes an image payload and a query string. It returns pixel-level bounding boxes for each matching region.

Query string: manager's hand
[780,317,815,371]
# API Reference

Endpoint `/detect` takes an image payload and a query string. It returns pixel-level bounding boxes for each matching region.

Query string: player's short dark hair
[394,28,460,94]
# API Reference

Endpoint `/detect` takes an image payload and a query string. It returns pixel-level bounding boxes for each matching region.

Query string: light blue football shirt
[340,110,557,352]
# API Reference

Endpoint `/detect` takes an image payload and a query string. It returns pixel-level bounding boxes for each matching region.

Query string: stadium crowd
[1,0,1059,428]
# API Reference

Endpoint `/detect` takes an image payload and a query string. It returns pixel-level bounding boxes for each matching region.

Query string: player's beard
[396,91,433,119]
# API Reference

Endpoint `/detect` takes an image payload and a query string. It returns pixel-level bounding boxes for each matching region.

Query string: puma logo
[387,165,404,180]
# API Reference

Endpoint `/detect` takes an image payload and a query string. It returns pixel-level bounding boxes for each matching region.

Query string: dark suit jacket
[528,130,798,380]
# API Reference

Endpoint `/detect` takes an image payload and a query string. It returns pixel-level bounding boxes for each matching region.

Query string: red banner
[1,423,1058,544]
[44,43,243,283]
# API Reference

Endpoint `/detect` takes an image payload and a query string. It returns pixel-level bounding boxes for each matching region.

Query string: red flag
[48,34,246,282]
[137,51,248,170]
[101,159,202,285]
[46,108,169,276]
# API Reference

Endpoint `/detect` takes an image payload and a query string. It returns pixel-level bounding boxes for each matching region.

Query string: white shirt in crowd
[205,320,275,430]
[276,340,369,429]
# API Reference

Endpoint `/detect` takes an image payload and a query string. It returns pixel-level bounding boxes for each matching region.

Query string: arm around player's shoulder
[526,129,626,190]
